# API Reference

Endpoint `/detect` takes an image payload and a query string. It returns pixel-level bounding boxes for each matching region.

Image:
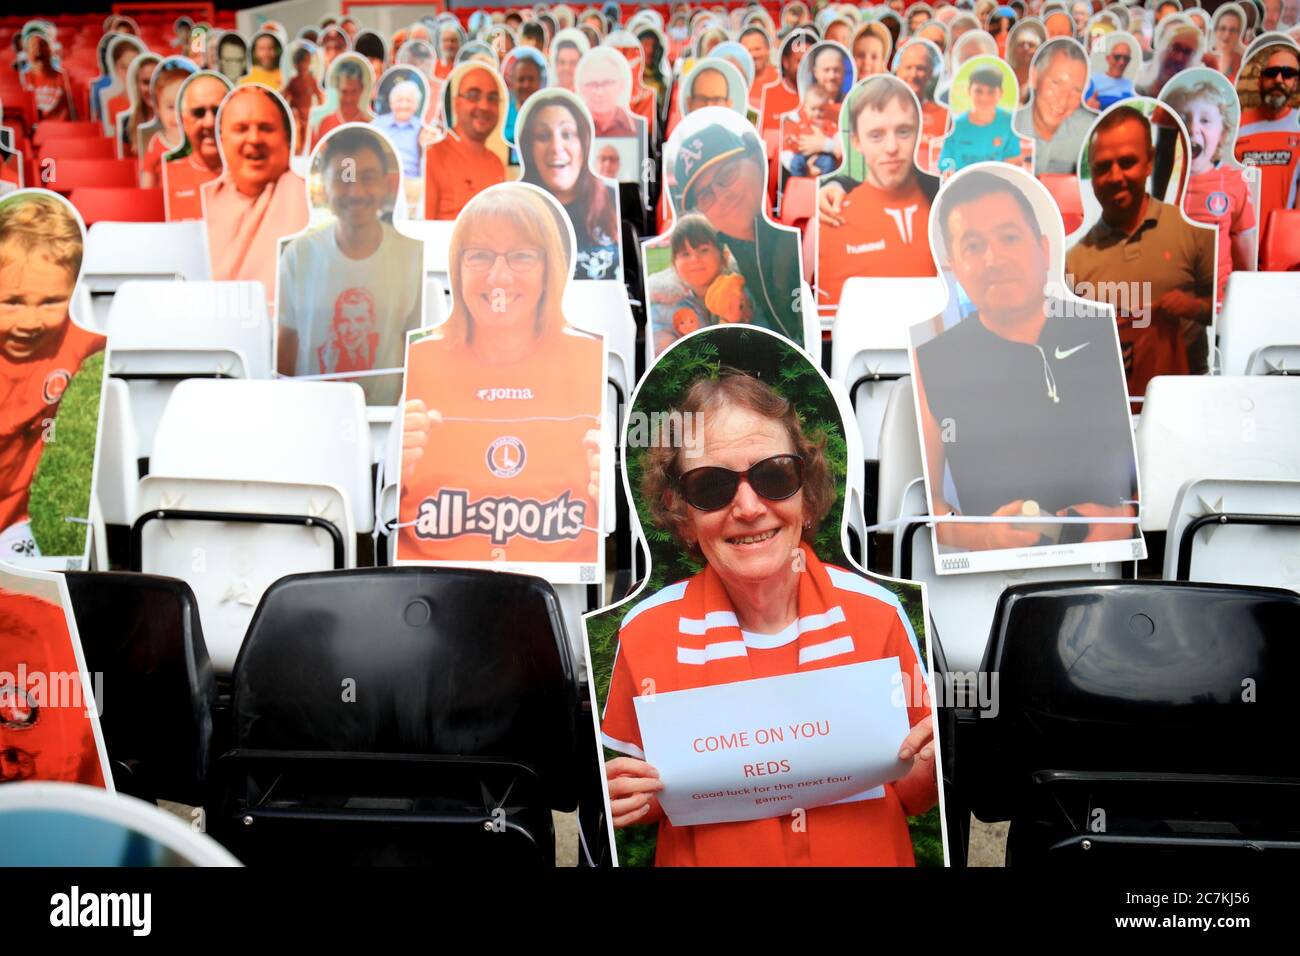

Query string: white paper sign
[633,658,912,827]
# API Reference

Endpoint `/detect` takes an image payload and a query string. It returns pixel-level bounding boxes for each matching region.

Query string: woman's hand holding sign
[606,756,664,827]
[894,713,939,816]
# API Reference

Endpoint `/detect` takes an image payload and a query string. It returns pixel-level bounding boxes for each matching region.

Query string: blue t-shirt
[1084,73,1135,111]
[938,107,1022,174]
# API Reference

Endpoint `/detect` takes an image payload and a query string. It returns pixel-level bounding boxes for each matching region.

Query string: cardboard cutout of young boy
[20,28,74,123]
[98,35,147,137]
[0,191,108,568]
[424,61,508,221]
[584,324,941,865]
[396,183,606,583]
[909,164,1144,575]
[275,124,424,407]
[242,29,285,89]
[201,85,309,311]
[648,107,809,354]
[516,89,623,281]
[280,40,325,157]
[816,76,941,314]
[162,70,232,222]
[935,55,1032,175]
[137,57,197,188]
[1160,67,1260,308]
[1065,100,1217,399]
[0,562,111,789]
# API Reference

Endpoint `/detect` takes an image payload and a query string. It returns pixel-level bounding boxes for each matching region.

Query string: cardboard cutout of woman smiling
[396,182,607,583]
[516,89,623,281]
[582,323,940,867]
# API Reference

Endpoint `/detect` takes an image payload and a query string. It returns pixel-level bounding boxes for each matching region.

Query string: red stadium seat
[39,137,117,160]
[1039,173,1084,237]
[68,187,164,226]
[779,174,816,228]
[32,120,102,146]
[46,159,139,194]
[1261,209,1300,272]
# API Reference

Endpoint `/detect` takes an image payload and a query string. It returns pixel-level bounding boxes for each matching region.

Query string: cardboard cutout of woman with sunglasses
[396,183,606,583]
[584,324,940,867]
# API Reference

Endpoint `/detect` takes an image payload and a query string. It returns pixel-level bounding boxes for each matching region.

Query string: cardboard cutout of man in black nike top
[909,165,1141,566]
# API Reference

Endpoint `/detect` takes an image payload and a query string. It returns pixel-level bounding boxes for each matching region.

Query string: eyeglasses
[675,454,804,512]
[692,162,742,211]
[457,89,501,105]
[462,247,544,272]
[689,94,731,107]
[1261,66,1300,80]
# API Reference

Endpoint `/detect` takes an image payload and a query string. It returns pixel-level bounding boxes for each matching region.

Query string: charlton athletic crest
[486,436,526,478]
[42,368,72,404]
[1205,191,1230,217]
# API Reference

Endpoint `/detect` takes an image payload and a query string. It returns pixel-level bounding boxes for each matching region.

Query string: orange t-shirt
[759,78,799,134]
[602,545,929,867]
[0,321,106,534]
[423,131,507,221]
[139,131,170,184]
[163,153,221,222]
[817,178,937,307]
[918,99,949,173]
[397,326,603,566]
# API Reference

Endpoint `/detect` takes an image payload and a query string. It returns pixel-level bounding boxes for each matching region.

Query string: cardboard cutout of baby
[201,85,309,312]
[583,323,939,863]
[0,191,108,569]
[516,89,623,281]
[909,163,1144,575]
[396,182,606,584]
[647,107,809,354]
[275,124,424,406]
[0,562,111,788]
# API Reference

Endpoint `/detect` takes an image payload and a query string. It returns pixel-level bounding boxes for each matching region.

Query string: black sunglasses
[675,454,804,512]
[1261,66,1300,80]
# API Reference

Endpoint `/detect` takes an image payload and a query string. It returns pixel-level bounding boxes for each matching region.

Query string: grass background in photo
[29,350,104,559]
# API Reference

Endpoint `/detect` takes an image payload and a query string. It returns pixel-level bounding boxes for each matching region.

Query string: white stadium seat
[105,280,272,459]
[1164,477,1300,591]
[95,377,139,527]
[1218,271,1300,376]
[82,221,211,326]
[1136,376,1300,532]
[831,276,947,464]
[135,379,374,670]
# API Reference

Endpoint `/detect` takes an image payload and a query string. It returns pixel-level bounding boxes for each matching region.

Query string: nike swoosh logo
[1054,343,1089,360]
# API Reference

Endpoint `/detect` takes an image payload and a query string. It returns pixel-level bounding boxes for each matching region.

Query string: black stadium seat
[64,571,217,807]
[209,567,583,866]
[951,580,1300,863]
